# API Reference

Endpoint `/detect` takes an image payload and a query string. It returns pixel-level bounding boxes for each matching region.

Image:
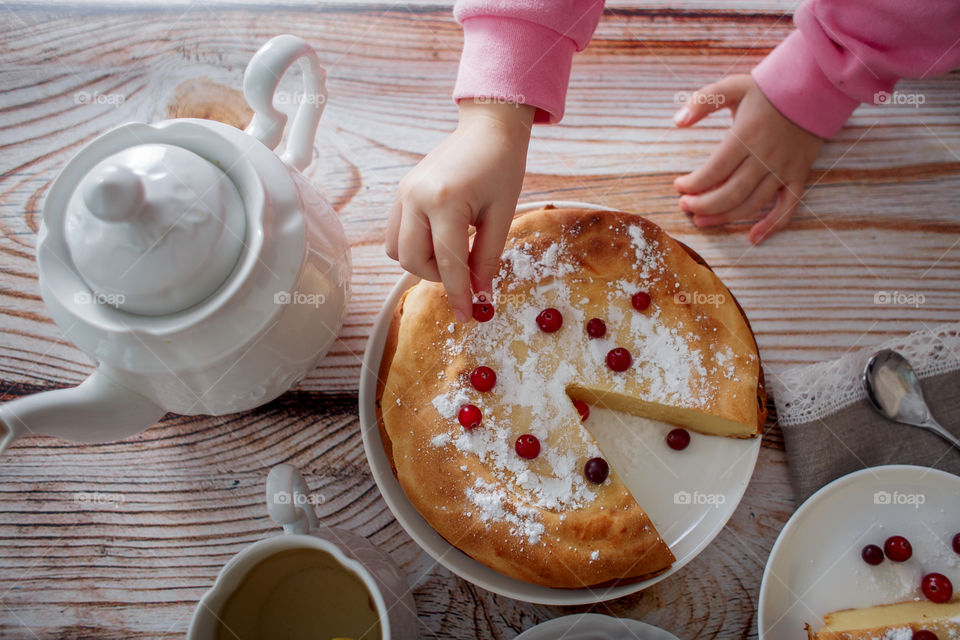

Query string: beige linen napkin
[770,323,960,504]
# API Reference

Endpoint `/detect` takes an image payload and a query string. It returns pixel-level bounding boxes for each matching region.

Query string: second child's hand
[672,74,823,244]
[386,101,535,322]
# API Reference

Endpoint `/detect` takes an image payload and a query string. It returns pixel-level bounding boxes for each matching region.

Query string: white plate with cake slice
[359,201,763,605]
[759,465,960,639]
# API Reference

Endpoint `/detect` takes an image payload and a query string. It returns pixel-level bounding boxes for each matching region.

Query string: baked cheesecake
[376,207,766,588]
[806,597,960,639]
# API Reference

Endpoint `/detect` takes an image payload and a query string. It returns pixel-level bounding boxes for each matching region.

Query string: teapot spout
[0,367,166,455]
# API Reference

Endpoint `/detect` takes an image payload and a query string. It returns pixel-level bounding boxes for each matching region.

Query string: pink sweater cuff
[453,16,576,124]
[751,30,860,139]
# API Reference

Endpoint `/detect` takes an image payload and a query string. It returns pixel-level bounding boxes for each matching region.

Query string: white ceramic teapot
[0,35,350,453]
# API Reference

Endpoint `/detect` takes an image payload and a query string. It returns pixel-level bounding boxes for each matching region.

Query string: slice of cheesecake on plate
[806,596,960,639]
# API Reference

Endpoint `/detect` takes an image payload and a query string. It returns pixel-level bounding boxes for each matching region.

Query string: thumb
[468,206,513,300]
[673,75,752,127]
[748,181,803,244]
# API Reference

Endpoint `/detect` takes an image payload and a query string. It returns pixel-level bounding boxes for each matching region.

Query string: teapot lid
[64,143,246,316]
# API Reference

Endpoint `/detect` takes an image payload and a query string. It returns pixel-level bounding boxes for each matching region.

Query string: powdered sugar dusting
[466,478,545,544]
[432,388,469,420]
[623,302,707,405]
[449,408,597,511]
[430,433,451,447]
[714,346,737,380]
[424,218,748,542]
[501,239,577,282]
[627,224,660,280]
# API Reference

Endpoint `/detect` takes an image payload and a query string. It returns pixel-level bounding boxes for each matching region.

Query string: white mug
[188,465,418,640]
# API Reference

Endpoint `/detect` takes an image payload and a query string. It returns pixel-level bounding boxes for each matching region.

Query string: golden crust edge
[672,236,768,435]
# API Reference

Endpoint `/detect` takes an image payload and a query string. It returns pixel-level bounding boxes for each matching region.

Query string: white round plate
[515,613,680,640]
[359,200,761,604]
[759,465,960,639]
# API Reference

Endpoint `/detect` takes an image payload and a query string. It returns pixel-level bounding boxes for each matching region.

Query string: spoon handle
[920,416,960,449]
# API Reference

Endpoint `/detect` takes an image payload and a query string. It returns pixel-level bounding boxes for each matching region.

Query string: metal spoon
[862,349,960,449]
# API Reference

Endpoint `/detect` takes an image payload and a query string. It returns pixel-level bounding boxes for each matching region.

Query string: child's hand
[673,74,823,244]
[386,101,535,322]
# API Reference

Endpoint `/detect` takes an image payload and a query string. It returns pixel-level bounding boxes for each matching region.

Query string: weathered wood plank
[0,385,790,639]
[0,2,957,638]
[2,7,958,393]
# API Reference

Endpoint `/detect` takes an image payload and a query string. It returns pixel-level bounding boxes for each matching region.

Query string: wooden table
[1,1,958,638]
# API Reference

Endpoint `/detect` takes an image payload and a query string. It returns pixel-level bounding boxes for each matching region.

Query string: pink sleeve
[752,0,960,138]
[452,0,605,124]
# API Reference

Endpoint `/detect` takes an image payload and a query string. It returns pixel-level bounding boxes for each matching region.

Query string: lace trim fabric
[771,322,960,426]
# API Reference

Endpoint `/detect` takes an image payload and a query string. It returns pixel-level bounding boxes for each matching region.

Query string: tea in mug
[214,548,381,640]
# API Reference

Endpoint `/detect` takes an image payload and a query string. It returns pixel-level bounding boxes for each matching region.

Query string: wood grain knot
[167,78,252,130]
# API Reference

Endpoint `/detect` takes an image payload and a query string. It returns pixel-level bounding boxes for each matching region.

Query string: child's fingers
[397,207,441,282]
[673,75,751,127]
[674,132,748,195]
[429,212,473,322]
[693,173,782,227]
[748,182,803,244]
[680,158,766,216]
[385,198,402,261]
[468,205,513,297]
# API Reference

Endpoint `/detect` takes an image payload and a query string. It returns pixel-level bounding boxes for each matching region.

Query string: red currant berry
[584,457,609,484]
[515,434,541,459]
[666,428,691,451]
[536,308,563,333]
[469,366,497,392]
[913,631,938,640]
[573,399,590,422]
[458,404,482,430]
[953,532,960,555]
[861,544,884,566]
[586,318,607,338]
[921,572,953,604]
[606,347,632,372]
[632,291,651,311]
[884,536,913,562]
[472,302,494,322]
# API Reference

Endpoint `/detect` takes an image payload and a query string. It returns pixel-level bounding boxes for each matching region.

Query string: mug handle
[266,463,319,535]
[243,34,327,172]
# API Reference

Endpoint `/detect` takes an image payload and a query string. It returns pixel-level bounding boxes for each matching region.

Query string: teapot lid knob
[82,164,144,222]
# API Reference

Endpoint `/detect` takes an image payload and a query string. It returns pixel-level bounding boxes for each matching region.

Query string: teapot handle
[243,34,327,172]
[266,463,319,535]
